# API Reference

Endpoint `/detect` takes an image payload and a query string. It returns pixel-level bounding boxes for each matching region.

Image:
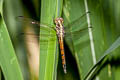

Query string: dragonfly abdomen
[59,38,67,74]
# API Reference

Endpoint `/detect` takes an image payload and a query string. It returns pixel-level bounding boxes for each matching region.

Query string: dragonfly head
[54,17,64,26]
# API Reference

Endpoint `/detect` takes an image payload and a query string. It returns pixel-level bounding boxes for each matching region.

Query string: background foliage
[0,0,120,80]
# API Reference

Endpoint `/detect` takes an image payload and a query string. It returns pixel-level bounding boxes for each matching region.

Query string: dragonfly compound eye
[59,18,64,23]
[60,17,63,21]
[55,17,64,24]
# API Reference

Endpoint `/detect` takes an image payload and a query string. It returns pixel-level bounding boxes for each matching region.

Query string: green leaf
[84,36,120,79]
[39,0,63,80]
[0,1,23,80]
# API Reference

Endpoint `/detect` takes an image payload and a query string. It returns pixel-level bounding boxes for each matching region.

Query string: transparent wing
[16,16,55,29]
[65,26,92,40]
[17,16,40,25]
[63,11,91,47]
[64,11,90,32]
[18,32,56,42]
[16,16,56,44]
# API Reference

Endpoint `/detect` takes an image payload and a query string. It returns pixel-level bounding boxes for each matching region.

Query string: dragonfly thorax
[55,17,65,38]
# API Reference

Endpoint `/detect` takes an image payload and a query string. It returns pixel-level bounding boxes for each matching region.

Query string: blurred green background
[0,0,120,80]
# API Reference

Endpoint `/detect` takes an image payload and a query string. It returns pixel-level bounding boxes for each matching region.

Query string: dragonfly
[18,11,91,74]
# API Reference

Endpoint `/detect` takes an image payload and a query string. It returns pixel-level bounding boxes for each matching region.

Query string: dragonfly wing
[18,32,57,43]
[64,11,90,32]
[64,26,92,44]
[64,11,92,47]
[16,16,55,30]
[16,16,56,43]
[64,26,92,54]
[17,16,40,26]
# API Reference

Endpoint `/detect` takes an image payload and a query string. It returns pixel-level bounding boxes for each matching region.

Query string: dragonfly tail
[61,49,67,74]
[59,39,67,74]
